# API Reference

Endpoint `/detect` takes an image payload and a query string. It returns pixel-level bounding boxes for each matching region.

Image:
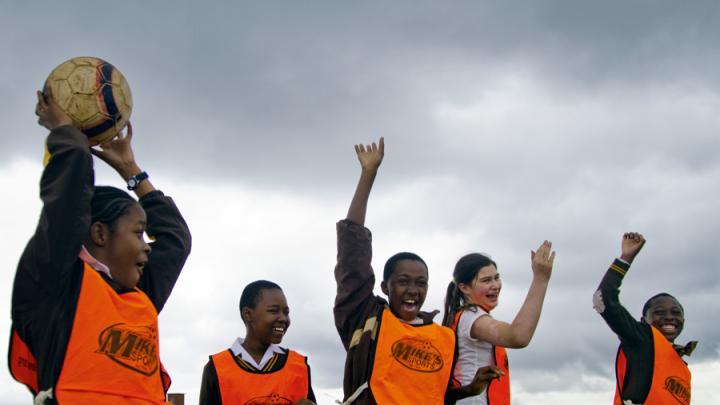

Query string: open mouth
[272,326,286,336]
[401,300,418,313]
[660,324,678,334]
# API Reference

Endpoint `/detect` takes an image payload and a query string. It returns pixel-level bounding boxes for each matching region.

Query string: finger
[90,147,105,159]
[36,91,47,110]
[379,137,385,154]
[371,142,377,152]
[126,121,133,140]
[354,144,361,154]
[545,241,553,258]
[530,250,536,261]
[548,250,556,265]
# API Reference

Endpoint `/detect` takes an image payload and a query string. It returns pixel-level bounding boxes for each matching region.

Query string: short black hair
[383,252,427,282]
[642,292,683,318]
[91,186,138,231]
[239,280,283,314]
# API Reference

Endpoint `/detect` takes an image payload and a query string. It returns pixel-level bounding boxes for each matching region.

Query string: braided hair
[91,186,138,231]
[442,253,497,327]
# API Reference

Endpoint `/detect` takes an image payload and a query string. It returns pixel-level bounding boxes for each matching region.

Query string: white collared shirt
[230,338,285,370]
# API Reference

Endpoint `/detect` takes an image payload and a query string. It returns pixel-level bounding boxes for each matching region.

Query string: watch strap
[126,171,149,190]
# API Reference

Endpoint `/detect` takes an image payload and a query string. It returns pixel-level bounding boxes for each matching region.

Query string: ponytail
[442,280,463,327]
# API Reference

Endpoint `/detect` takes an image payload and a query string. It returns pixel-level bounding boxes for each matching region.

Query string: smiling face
[642,296,684,342]
[89,203,151,289]
[458,264,501,312]
[381,259,429,322]
[243,288,290,345]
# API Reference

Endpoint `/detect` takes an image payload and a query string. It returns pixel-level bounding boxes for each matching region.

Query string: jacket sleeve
[333,219,377,349]
[199,358,221,405]
[137,190,192,313]
[15,125,93,302]
[593,258,651,347]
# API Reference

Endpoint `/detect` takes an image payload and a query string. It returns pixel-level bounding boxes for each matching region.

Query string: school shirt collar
[79,245,113,279]
[230,338,285,370]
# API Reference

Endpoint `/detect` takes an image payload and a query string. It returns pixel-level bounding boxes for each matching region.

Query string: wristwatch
[126,171,149,191]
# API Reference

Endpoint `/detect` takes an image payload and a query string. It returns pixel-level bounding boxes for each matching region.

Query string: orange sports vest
[9,263,172,403]
[211,349,310,405]
[47,262,169,404]
[369,307,456,404]
[451,309,511,405]
[614,326,691,405]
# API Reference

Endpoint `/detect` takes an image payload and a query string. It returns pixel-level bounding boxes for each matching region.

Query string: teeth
[661,325,676,332]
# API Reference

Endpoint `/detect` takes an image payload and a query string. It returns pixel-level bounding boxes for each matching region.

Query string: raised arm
[92,123,192,311]
[346,137,384,225]
[471,241,555,348]
[593,232,649,346]
[334,138,385,348]
[17,91,93,295]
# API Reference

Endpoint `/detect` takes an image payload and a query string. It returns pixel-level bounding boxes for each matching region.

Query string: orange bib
[211,349,310,405]
[369,307,456,404]
[54,263,169,404]
[451,310,510,405]
[614,326,691,405]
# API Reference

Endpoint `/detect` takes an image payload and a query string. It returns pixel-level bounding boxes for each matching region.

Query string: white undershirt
[454,307,495,405]
[79,245,112,279]
[229,338,285,370]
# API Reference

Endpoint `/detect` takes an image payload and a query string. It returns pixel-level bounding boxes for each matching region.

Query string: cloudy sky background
[1,1,719,404]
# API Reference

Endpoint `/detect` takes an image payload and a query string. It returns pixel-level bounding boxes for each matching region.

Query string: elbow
[182,231,192,257]
[507,338,530,349]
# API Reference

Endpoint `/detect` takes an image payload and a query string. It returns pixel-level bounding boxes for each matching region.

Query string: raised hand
[531,240,555,282]
[35,89,73,131]
[355,137,384,172]
[90,122,141,179]
[620,232,645,263]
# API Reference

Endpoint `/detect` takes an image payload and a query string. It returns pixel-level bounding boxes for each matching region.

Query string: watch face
[128,179,137,187]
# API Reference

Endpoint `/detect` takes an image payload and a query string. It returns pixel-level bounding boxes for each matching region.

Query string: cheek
[474,284,491,296]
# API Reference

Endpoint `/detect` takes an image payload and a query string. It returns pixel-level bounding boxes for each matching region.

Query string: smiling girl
[9,91,191,404]
[200,280,316,405]
[442,243,555,405]
[334,138,502,405]
[593,232,696,405]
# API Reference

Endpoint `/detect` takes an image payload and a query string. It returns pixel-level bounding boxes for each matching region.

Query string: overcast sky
[1,1,719,404]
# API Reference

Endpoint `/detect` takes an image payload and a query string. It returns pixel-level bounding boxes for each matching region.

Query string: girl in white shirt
[442,242,555,405]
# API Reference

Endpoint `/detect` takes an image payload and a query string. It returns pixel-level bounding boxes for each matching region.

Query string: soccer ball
[44,57,132,145]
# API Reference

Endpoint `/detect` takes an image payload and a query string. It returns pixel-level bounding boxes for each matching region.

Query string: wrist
[118,163,143,180]
[619,254,635,263]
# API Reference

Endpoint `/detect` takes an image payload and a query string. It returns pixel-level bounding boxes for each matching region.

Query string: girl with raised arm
[9,90,191,404]
[594,232,695,405]
[442,242,555,405]
[334,138,501,405]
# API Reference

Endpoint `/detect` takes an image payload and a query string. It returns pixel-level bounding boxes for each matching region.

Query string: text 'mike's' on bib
[55,263,169,404]
[369,307,456,404]
[451,309,511,405]
[211,349,310,405]
[614,326,692,405]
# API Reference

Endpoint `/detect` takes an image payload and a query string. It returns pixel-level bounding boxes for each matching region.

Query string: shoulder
[460,306,490,327]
